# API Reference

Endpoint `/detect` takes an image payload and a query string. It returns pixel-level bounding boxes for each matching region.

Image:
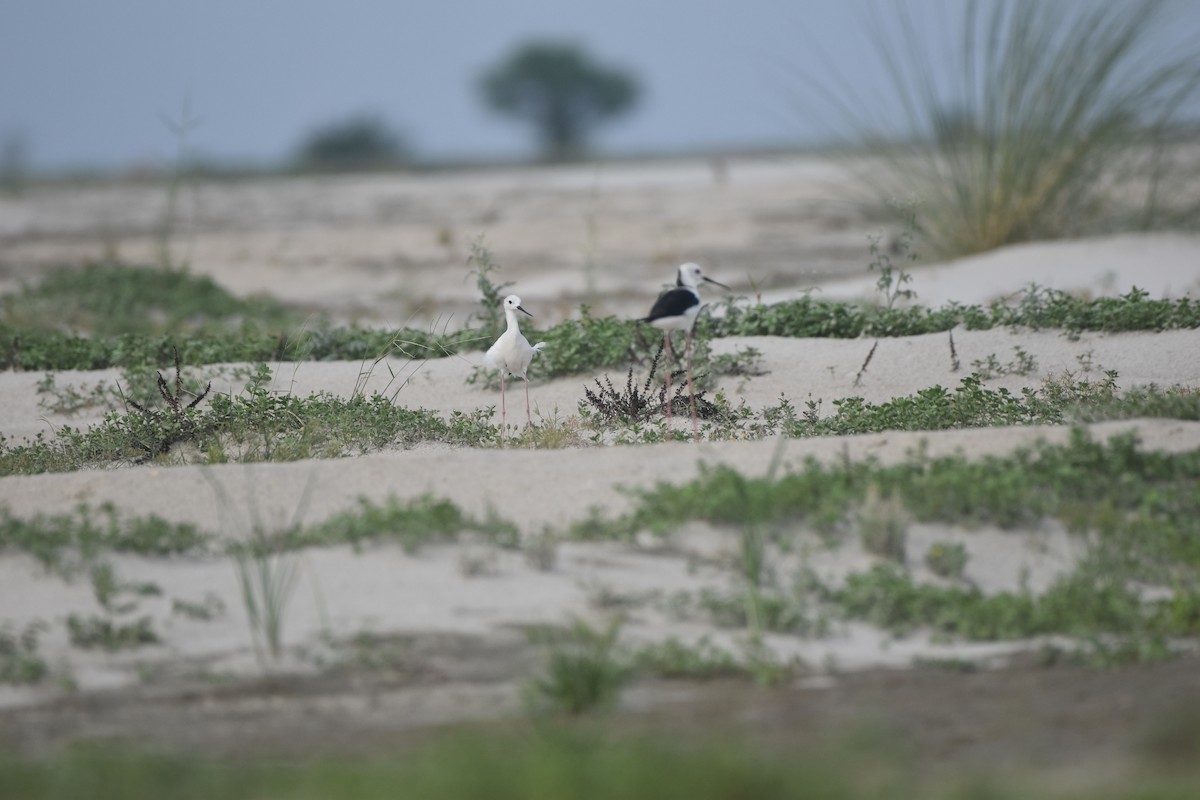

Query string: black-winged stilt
[639,262,729,438]
[483,294,546,435]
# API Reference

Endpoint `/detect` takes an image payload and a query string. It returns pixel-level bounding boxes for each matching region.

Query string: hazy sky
[3,1,1198,172]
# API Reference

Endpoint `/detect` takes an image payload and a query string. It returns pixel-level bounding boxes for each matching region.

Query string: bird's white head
[676,262,730,292]
[502,294,533,317]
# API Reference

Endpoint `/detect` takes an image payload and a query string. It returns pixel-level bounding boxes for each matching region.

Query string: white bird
[483,294,546,433]
[639,262,729,438]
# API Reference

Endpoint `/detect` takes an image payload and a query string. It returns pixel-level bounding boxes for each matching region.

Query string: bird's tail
[532,342,547,356]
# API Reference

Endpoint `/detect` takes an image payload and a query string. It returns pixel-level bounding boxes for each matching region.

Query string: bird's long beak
[703,276,731,290]
[517,305,533,317]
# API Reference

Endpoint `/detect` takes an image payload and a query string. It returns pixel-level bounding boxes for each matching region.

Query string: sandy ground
[1,156,1200,761]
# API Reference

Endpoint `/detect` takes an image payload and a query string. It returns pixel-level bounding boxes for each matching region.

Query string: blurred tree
[294,114,407,171]
[1,132,29,195]
[480,42,640,161]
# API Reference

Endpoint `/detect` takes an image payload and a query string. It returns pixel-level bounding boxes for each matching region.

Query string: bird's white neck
[504,307,522,332]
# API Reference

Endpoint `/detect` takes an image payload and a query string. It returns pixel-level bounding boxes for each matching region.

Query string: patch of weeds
[600,430,1200,657]
[826,560,1196,646]
[1077,634,1174,669]
[787,370,1127,437]
[626,461,853,540]
[0,503,208,575]
[856,487,910,563]
[679,587,817,636]
[72,561,165,652]
[867,199,919,311]
[740,638,796,687]
[89,562,124,613]
[924,542,969,580]
[0,262,300,337]
[66,614,159,651]
[0,732,932,799]
[171,594,225,621]
[527,616,630,715]
[329,632,415,676]
[971,346,1038,379]
[465,238,514,342]
[0,319,481,374]
[565,506,637,543]
[458,547,499,577]
[1070,382,1200,423]
[632,636,742,680]
[912,656,978,673]
[0,380,499,475]
[509,410,590,449]
[584,583,651,612]
[297,494,483,554]
[0,622,49,685]
[706,285,1200,341]
[522,529,558,571]
[709,345,766,379]
[667,430,1200,554]
[35,373,113,415]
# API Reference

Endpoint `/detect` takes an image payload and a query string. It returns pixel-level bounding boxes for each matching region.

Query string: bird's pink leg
[686,329,698,441]
[499,370,506,442]
[525,374,532,427]
[664,331,673,430]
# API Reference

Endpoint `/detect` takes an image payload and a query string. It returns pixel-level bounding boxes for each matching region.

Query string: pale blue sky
[2,1,1198,172]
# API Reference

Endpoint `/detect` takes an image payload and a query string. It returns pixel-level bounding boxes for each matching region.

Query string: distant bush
[293,114,408,171]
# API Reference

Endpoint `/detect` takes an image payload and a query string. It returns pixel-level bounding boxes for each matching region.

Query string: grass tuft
[827,0,1200,257]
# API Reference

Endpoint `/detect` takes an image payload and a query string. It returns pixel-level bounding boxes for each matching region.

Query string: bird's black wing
[641,288,697,323]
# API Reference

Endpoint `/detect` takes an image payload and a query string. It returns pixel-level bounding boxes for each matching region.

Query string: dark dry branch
[583,340,720,424]
[949,329,960,372]
[124,346,211,459]
[854,340,879,387]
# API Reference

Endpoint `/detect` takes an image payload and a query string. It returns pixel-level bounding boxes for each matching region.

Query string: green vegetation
[707,286,1200,340]
[527,617,630,714]
[972,346,1038,378]
[855,487,910,562]
[0,504,207,574]
[0,623,48,685]
[233,526,300,668]
[622,428,1200,544]
[5,356,1197,474]
[573,430,1200,657]
[292,114,408,172]
[925,541,969,580]
[826,0,1200,257]
[0,263,298,337]
[0,494,515,572]
[789,371,1119,436]
[0,316,480,373]
[8,257,1198,379]
[829,563,1161,643]
[289,494,519,553]
[0,382,497,475]
[5,729,1200,799]
[631,636,742,680]
[66,614,159,651]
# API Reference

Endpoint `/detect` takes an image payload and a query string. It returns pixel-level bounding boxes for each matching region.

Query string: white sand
[1,158,1199,718]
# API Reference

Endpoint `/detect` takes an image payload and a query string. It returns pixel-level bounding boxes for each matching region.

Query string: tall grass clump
[819,0,1200,258]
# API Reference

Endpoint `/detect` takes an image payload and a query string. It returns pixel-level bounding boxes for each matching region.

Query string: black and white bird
[483,294,546,434]
[640,262,729,437]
